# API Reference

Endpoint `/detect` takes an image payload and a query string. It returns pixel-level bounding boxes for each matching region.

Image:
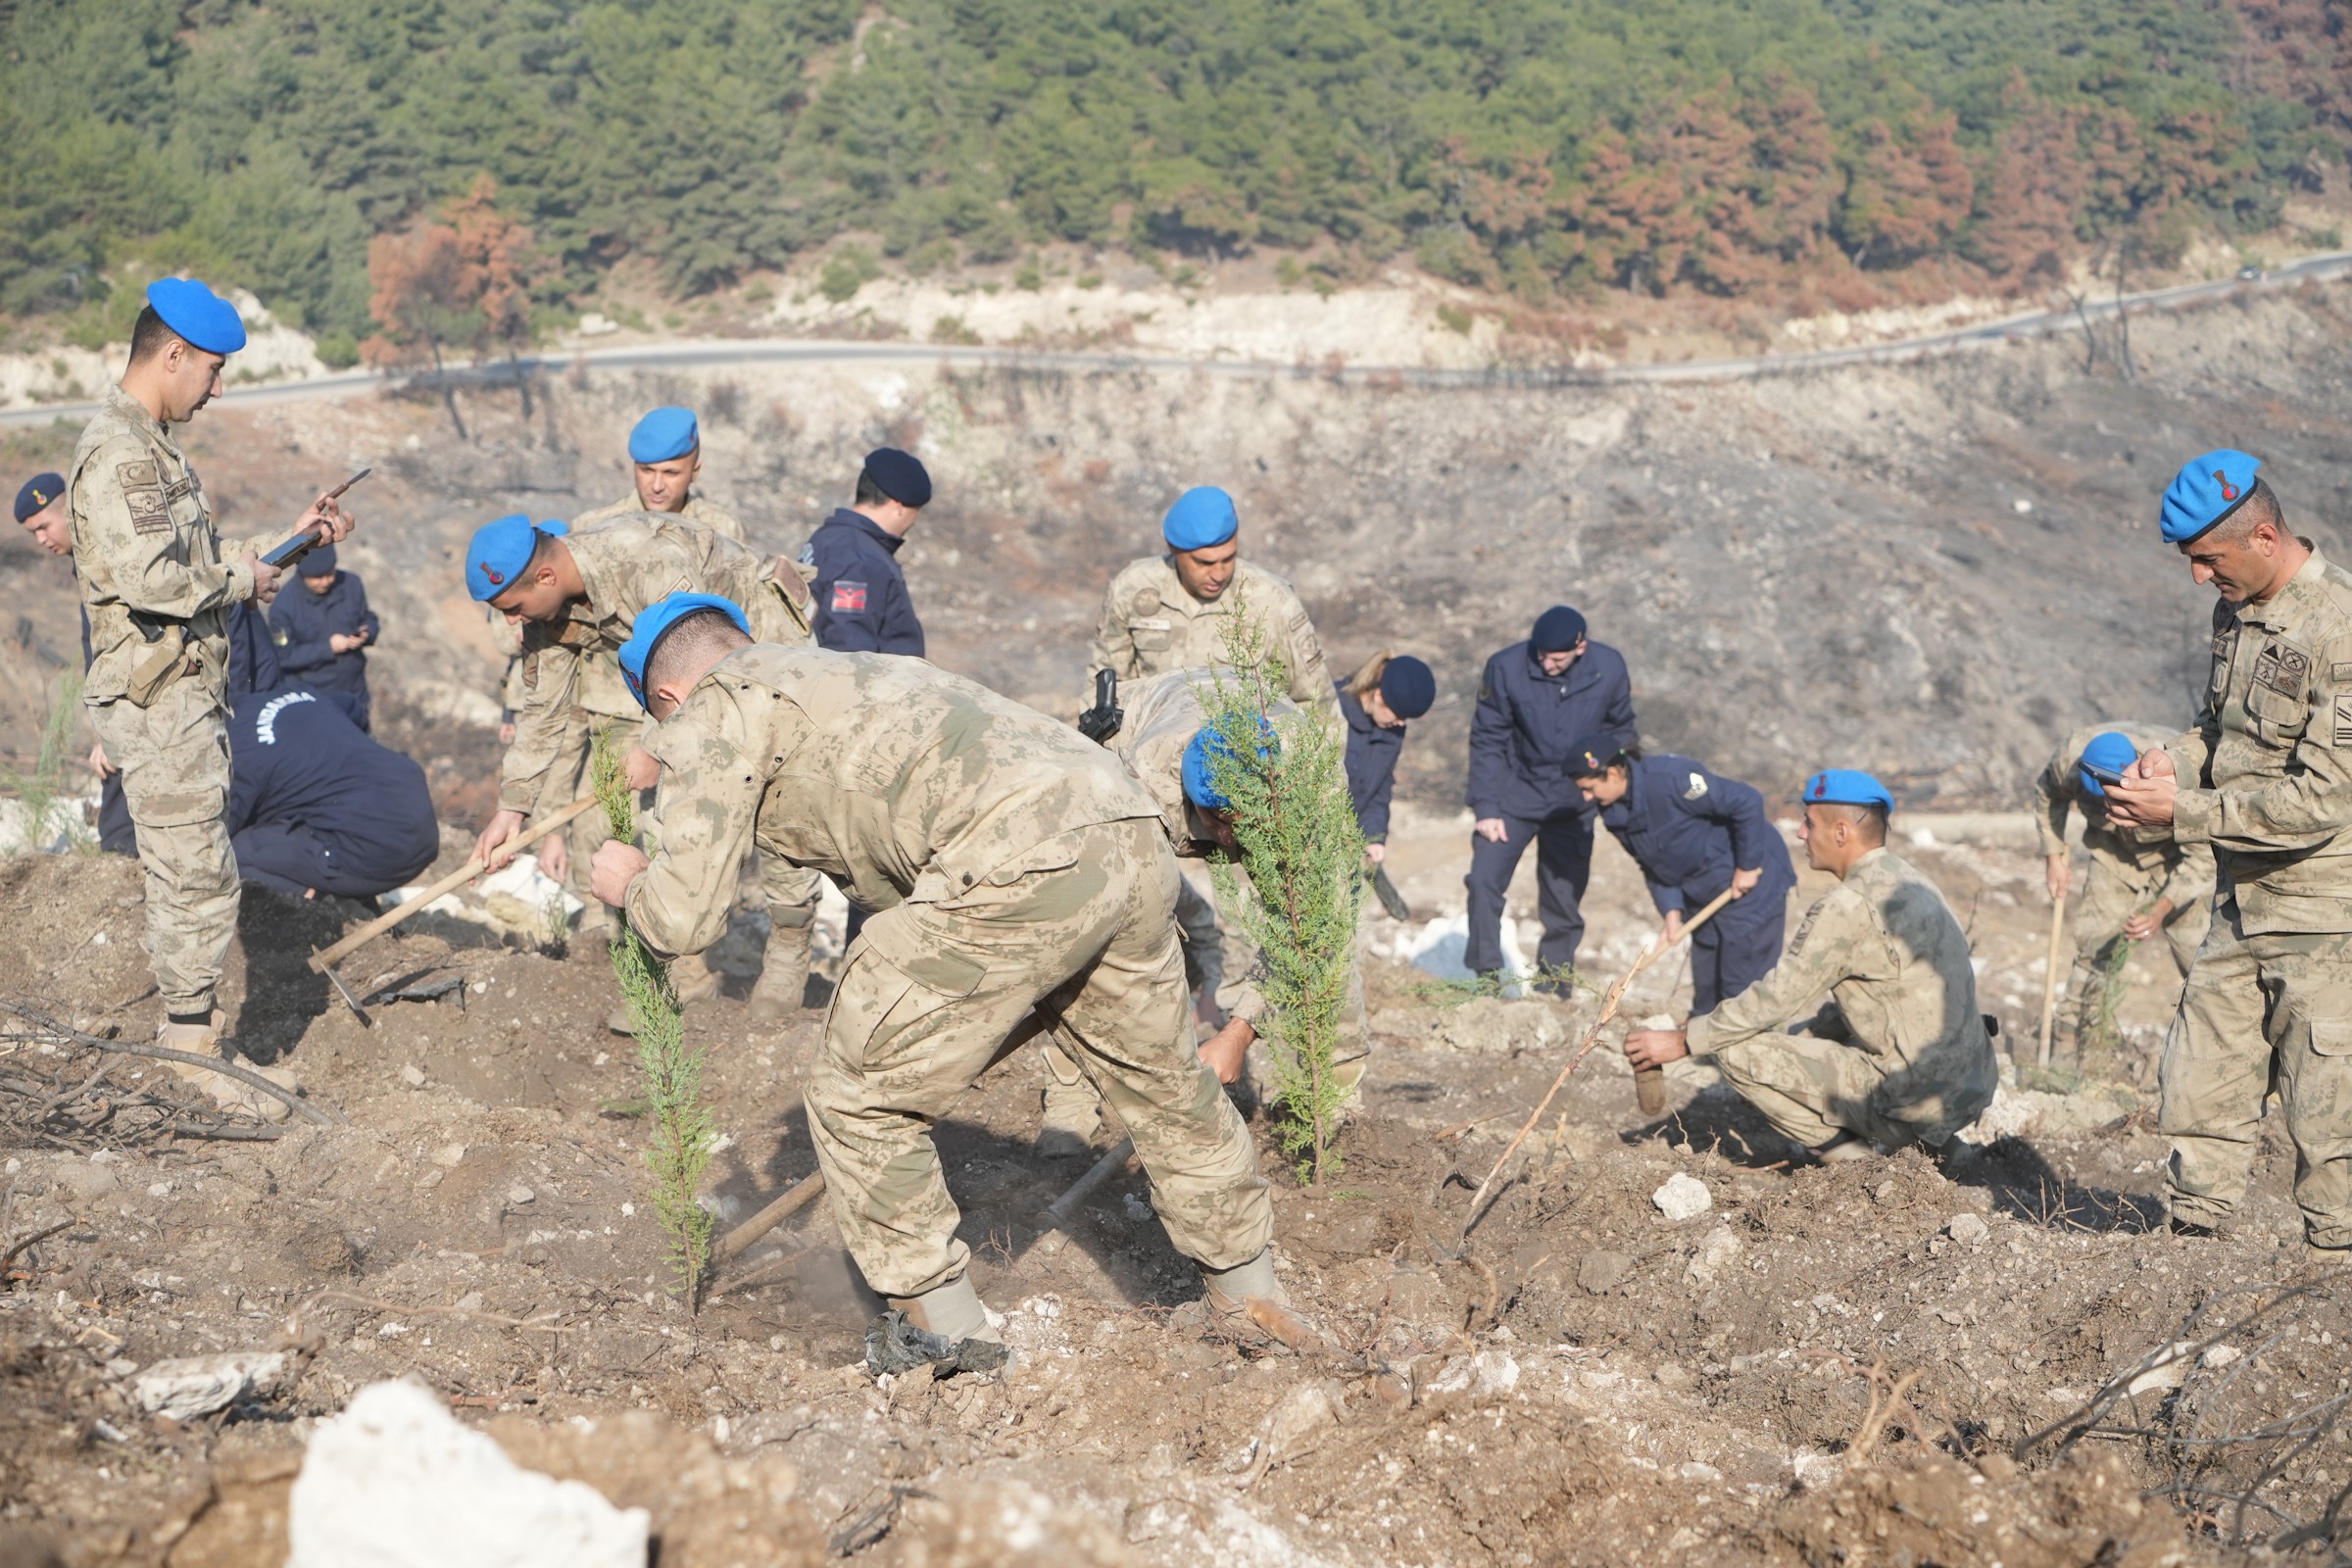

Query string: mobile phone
[261,468,371,568]
[2082,760,2128,788]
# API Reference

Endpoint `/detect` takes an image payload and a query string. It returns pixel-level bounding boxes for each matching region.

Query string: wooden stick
[308,795,599,973]
[715,1171,826,1262]
[2036,888,2068,1069]
[1462,886,1739,1233]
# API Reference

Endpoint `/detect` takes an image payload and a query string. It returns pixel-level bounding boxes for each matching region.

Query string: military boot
[1199,1249,1318,1348]
[1035,1063,1101,1159]
[747,918,812,1027]
[160,1011,299,1124]
[888,1273,999,1346]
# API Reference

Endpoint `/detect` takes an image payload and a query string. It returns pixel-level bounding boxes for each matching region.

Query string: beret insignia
[481,564,504,586]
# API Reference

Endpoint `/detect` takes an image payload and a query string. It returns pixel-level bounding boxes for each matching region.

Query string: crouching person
[1622,770,1997,1163]
[589,595,1279,1345]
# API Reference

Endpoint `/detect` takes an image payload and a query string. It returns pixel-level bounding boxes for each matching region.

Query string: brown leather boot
[161,1011,298,1124]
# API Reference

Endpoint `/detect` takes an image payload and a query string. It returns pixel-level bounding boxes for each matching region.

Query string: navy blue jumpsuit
[801,509,924,656]
[1595,754,1794,1014]
[1463,639,1637,977]
[223,686,439,899]
[1337,680,1404,844]
[269,568,379,730]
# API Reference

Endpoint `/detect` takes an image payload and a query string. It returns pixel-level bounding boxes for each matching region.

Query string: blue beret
[1532,606,1587,653]
[14,472,64,523]
[862,447,931,508]
[2078,731,2138,799]
[618,591,750,710]
[145,278,247,356]
[1181,717,1276,812]
[298,542,337,577]
[1566,732,1629,776]
[1803,769,1893,811]
[629,407,700,465]
[465,514,550,602]
[1378,656,1435,719]
[541,518,568,537]
[1163,486,1238,552]
[2160,450,2262,545]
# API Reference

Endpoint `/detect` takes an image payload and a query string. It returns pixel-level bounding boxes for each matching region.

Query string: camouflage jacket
[1685,849,1997,1132]
[2164,547,2352,933]
[499,513,810,818]
[1088,556,1340,740]
[2032,720,2216,910]
[70,388,272,706]
[570,492,745,542]
[627,646,1160,958]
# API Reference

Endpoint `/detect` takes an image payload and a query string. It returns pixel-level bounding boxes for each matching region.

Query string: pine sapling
[592,729,717,1305]
[1200,590,1364,1186]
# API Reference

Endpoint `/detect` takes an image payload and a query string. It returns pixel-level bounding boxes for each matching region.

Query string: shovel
[307,795,600,1025]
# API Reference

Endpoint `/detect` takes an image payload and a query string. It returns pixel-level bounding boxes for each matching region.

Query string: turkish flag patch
[831,581,868,612]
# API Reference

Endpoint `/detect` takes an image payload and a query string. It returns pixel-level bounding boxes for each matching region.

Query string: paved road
[8,252,2346,430]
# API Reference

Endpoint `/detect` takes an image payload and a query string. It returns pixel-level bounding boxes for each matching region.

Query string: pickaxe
[307,795,600,1025]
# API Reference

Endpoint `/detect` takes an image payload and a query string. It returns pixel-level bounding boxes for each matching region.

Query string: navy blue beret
[1531,606,1587,653]
[863,448,931,508]
[1378,656,1435,719]
[15,472,64,523]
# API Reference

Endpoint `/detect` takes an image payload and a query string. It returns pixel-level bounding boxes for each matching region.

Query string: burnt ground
[2,806,2348,1567]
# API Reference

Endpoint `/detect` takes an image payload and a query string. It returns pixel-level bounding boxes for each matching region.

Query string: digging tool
[1032,1136,1138,1255]
[716,1171,826,1264]
[1370,865,1411,921]
[2036,888,2068,1070]
[1462,886,1739,1234]
[306,794,599,1020]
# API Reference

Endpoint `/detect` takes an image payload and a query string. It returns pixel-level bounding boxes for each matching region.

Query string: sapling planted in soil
[592,730,716,1305]
[1201,592,1364,1186]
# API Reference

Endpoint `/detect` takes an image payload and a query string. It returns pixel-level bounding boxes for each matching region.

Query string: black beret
[862,447,932,508]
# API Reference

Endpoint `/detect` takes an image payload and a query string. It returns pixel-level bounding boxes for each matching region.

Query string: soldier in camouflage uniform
[1626,770,1998,1161]
[466,511,819,1020]
[2032,721,2215,1078]
[590,597,1280,1343]
[1088,486,1341,741]
[2105,452,2352,1262]
[570,406,746,541]
[1039,666,1370,1153]
[71,278,353,1117]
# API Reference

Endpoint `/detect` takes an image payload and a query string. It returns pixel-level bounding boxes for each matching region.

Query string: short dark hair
[645,609,752,695]
[854,469,886,508]
[526,528,561,576]
[127,305,179,366]
[2220,477,2286,543]
[1818,801,1888,844]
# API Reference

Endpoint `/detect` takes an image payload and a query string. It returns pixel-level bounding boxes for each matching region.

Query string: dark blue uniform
[1338,680,1404,842]
[1596,754,1794,1014]
[223,686,438,898]
[1463,639,1637,977]
[269,569,379,730]
[801,508,924,656]
[90,602,282,857]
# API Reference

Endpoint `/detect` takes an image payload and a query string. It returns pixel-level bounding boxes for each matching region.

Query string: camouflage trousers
[1038,858,1370,1115]
[806,817,1271,1298]
[89,680,236,1016]
[2162,905,2352,1249]
[2060,855,2208,1060]
[564,712,822,946]
[1714,1022,1995,1154]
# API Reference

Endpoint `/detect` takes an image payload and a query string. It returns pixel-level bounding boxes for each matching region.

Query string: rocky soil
[4,282,2352,1565]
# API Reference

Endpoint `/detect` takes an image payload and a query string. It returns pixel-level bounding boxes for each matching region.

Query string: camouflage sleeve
[1085,578,1133,703]
[2030,749,2072,859]
[1279,596,1346,747]
[2159,837,2218,912]
[1684,883,1872,1056]
[74,437,255,615]
[2175,642,2352,852]
[625,701,763,959]
[499,639,588,817]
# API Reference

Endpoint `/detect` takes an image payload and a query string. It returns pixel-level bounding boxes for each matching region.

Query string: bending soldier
[466,511,820,1021]
[1624,771,1997,1163]
[2105,452,2352,1263]
[589,596,1281,1345]
[2032,723,2215,1080]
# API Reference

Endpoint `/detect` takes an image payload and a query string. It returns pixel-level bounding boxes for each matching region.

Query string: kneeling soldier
[1623,770,1997,1162]
[590,596,1280,1344]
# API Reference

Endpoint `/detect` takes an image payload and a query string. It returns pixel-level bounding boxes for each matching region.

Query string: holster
[123,620,190,708]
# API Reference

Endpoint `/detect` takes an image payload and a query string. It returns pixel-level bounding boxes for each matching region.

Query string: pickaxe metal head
[311,949,373,1028]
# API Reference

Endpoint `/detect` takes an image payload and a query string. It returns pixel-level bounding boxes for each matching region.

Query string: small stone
[401,1065,428,1088]
[1652,1362,1694,1393]
[508,1184,536,1205]
[1685,1224,1742,1284]
[455,1292,485,1312]
[1678,1461,1723,1483]
[1948,1212,1990,1248]
[430,1144,466,1169]
[134,1350,290,1420]
[146,1182,173,1200]
[1577,1250,1633,1296]
[1652,1173,1712,1222]
[105,1358,138,1379]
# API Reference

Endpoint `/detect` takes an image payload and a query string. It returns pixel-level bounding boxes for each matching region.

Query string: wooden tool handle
[2035,889,2067,1069]
[717,1172,826,1262]
[308,795,599,972]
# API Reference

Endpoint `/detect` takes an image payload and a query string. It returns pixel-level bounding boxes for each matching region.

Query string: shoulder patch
[2255,641,2311,700]
[1684,771,1708,800]
[2332,662,2352,685]
[2335,695,2352,747]
[118,457,171,535]
[116,460,158,489]
[797,542,816,566]
[830,581,868,613]
[1130,586,1159,615]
